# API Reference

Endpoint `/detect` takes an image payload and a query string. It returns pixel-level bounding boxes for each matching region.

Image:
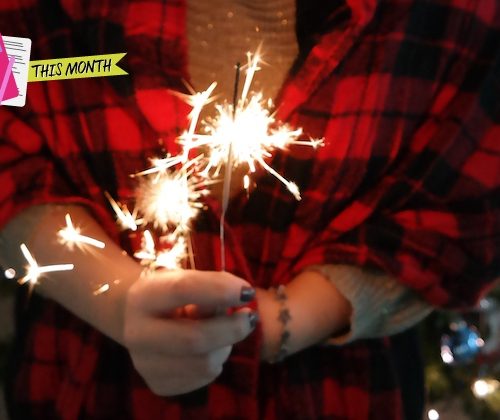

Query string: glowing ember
[133,230,156,263]
[135,165,209,232]
[58,214,106,250]
[105,191,142,231]
[155,236,188,270]
[18,243,74,289]
[93,283,110,296]
[133,230,188,270]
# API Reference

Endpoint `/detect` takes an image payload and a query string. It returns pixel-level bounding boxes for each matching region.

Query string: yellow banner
[28,53,127,82]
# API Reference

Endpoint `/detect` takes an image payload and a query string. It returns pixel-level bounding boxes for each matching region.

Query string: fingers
[124,270,258,397]
[125,310,257,355]
[133,346,233,396]
[130,269,254,314]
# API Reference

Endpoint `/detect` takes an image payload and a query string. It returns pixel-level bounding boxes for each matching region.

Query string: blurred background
[0,280,14,420]
[0,275,499,420]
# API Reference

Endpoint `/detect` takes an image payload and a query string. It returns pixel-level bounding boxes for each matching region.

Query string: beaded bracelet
[269,284,291,363]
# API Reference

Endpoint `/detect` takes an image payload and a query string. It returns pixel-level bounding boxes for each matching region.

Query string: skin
[1,204,352,396]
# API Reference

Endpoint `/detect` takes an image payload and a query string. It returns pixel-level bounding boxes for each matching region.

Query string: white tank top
[187,0,298,104]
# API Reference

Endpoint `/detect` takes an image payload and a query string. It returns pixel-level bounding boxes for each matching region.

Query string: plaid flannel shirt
[1,0,499,418]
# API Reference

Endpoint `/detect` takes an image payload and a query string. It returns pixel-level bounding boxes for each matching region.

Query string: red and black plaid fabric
[1,0,500,418]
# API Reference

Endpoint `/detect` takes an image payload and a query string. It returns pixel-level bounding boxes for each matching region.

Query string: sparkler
[58,213,106,250]
[178,51,323,200]
[18,243,74,290]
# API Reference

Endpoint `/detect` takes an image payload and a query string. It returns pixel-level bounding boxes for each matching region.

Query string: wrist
[255,288,282,361]
[257,271,352,362]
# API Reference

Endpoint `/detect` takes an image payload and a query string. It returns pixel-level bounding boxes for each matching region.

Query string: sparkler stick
[18,243,74,291]
[58,213,106,250]
[219,62,241,271]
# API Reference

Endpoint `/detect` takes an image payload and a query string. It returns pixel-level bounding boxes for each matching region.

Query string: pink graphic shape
[0,33,19,104]
[0,55,16,103]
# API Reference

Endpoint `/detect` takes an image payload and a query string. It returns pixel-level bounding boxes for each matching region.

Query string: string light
[427,409,440,420]
[472,378,500,398]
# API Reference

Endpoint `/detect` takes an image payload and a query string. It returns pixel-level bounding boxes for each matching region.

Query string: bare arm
[0,204,257,395]
[1,203,353,359]
[0,204,140,344]
[257,271,352,361]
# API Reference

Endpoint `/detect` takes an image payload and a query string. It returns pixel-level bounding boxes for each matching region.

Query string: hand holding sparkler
[124,269,257,396]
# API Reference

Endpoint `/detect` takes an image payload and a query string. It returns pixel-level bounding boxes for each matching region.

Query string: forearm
[257,270,352,361]
[257,265,433,361]
[0,204,142,345]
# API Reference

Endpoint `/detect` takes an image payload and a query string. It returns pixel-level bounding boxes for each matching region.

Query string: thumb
[133,269,255,315]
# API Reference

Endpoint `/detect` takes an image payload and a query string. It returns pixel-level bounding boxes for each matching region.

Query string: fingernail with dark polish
[240,286,256,302]
[248,312,259,329]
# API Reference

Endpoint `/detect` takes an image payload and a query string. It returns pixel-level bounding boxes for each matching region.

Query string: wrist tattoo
[269,284,291,363]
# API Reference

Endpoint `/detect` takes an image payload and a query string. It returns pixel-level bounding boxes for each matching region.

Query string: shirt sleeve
[0,104,113,232]
[0,1,120,235]
[274,2,500,311]
[308,265,432,344]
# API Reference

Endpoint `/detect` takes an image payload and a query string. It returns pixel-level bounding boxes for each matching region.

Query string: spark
[180,82,218,161]
[4,268,16,279]
[133,230,156,263]
[135,164,210,232]
[155,236,188,270]
[18,243,74,288]
[132,154,186,177]
[105,191,142,231]
[93,283,110,296]
[58,214,106,250]
[243,174,250,191]
[133,230,188,270]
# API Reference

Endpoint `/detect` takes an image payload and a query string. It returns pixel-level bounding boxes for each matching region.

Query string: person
[0,0,499,418]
